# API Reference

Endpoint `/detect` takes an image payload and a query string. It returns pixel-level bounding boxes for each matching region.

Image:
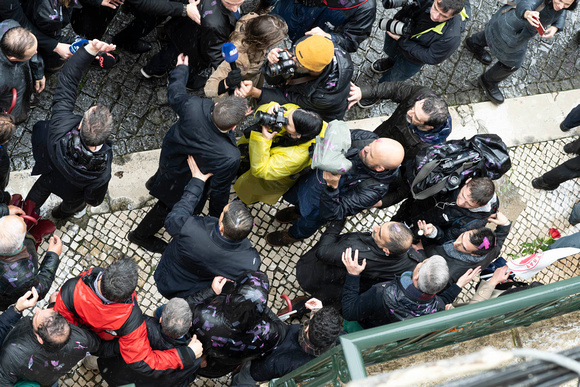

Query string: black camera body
[263,51,296,80]
[378,17,413,37]
[255,106,288,132]
[382,0,417,8]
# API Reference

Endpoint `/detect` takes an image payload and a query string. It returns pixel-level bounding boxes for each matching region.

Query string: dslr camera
[382,0,417,7]
[255,106,288,132]
[378,17,413,37]
[263,51,296,79]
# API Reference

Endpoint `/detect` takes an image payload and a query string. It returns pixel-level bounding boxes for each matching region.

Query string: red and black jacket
[54,268,197,377]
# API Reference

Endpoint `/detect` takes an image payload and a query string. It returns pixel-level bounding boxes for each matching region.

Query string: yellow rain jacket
[234,102,327,205]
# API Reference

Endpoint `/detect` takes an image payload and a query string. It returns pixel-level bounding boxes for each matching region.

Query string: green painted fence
[270,275,580,386]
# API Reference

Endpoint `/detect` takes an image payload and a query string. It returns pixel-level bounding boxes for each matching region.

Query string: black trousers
[467,31,519,85]
[542,156,580,186]
[132,200,171,238]
[26,174,86,216]
[71,1,164,43]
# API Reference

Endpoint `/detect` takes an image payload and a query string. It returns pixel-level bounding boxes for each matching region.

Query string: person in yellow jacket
[234,102,326,205]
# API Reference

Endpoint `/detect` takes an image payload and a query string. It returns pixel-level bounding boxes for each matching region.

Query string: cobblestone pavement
[28,136,580,386]
[4,2,580,386]
[7,0,580,169]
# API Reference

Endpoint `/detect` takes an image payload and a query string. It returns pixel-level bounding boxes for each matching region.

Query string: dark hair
[101,257,138,302]
[422,96,449,127]
[546,0,577,10]
[292,109,323,142]
[162,298,192,339]
[0,113,15,144]
[37,312,71,352]
[308,308,341,350]
[0,27,36,60]
[469,227,497,256]
[384,222,413,255]
[222,201,253,241]
[213,96,248,131]
[439,0,466,15]
[232,15,288,62]
[466,177,495,206]
[80,106,114,147]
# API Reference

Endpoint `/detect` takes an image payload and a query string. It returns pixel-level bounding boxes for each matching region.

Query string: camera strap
[286,75,318,85]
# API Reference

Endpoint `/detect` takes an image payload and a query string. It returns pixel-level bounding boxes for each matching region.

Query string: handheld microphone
[222,42,238,70]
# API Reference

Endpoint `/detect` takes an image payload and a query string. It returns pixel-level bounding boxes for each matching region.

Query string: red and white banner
[507,248,580,280]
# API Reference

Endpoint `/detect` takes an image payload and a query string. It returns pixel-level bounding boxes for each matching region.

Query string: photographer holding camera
[235,35,353,122]
[234,102,326,205]
[373,0,466,83]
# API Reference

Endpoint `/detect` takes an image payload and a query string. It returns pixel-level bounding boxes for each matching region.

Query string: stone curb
[7,89,580,213]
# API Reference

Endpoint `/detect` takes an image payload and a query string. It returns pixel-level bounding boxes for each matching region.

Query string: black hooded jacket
[297,221,422,304]
[30,47,112,206]
[258,45,353,122]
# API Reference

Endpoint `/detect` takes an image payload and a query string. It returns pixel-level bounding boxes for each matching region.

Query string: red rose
[548,228,561,239]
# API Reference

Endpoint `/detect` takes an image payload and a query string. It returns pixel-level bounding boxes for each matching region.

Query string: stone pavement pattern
[3,2,580,386]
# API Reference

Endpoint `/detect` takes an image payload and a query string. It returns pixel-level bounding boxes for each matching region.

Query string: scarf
[412,114,452,145]
[442,241,484,263]
[399,271,434,301]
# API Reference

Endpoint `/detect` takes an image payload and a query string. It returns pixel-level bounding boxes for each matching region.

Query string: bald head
[0,215,26,255]
[0,27,37,62]
[359,138,404,172]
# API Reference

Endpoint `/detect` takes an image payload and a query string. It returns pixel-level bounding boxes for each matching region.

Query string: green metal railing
[270,275,580,387]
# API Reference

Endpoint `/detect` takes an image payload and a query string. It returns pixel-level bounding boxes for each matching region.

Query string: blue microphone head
[222,42,238,63]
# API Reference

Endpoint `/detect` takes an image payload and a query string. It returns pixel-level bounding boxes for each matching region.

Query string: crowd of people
[0,0,578,385]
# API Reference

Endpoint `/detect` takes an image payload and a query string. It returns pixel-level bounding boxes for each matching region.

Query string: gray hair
[417,255,449,294]
[162,298,192,339]
[0,216,26,255]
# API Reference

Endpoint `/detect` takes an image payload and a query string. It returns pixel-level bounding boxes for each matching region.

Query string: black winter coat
[341,274,460,329]
[30,48,112,206]
[99,316,202,387]
[297,222,422,304]
[0,317,111,387]
[393,0,462,65]
[149,65,240,216]
[0,306,21,344]
[0,19,44,120]
[393,187,500,245]
[259,45,353,122]
[363,82,449,162]
[154,178,261,298]
[0,237,59,310]
[423,223,512,284]
[164,0,237,73]
[1,0,60,52]
[250,324,314,381]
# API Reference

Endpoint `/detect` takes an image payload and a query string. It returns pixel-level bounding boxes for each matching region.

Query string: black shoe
[357,97,379,109]
[114,39,152,54]
[371,57,395,74]
[274,207,301,223]
[265,230,302,247]
[128,231,167,254]
[478,75,504,104]
[141,67,166,79]
[532,177,559,191]
[564,139,580,155]
[52,204,83,219]
[560,121,572,132]
[465,38,492,65]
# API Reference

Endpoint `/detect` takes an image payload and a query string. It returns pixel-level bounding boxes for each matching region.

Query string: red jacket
[54,268,196,376]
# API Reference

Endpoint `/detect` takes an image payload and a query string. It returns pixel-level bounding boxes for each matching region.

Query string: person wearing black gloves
[204,13,287,99]
[23,39,115,221]
[236,34,353,122]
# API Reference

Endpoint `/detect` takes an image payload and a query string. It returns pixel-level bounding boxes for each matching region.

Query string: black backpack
[406,134,511,200]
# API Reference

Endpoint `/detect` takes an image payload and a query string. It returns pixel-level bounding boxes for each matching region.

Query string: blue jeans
[283,178,326,240]
[379,35,424,83]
